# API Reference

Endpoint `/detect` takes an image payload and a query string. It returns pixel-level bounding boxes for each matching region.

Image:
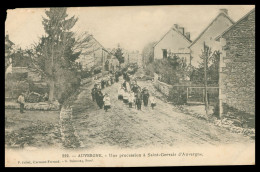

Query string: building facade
[76,35,111,71]
[216,8,255,116]
[189,9,234,67]
[153,24,192,65]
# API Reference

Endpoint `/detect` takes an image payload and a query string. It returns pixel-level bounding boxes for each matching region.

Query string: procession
[91,71,156,112]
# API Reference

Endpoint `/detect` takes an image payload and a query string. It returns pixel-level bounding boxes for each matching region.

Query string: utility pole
[204,41,209,117]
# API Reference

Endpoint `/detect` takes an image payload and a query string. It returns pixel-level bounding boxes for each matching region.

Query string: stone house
[76,35,112,71]
[215,8,255,116]
[105,54,119,72]
[189,9,234,68]
[153,24,192,65]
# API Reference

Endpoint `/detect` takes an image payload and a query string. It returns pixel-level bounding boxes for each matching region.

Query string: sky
[5,5,255,52]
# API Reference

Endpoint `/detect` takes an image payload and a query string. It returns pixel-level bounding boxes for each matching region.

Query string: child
[123,89,129,104]
[128,91,135,108]
[150,95,156,109]
[118,85,124,100]
[103,93,111,112]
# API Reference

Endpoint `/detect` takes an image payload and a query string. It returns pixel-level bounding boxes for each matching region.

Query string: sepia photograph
[5,5,255,167]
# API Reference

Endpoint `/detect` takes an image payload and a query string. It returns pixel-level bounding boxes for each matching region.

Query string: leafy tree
[190,44,220,86]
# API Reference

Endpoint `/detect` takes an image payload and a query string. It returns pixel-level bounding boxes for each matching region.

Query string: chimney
[185,32,190,40]
[219,8,228,15]
[178,27,184,35]
[173,24,179,29]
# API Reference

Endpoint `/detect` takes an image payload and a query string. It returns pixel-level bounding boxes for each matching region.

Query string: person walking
[123,89,129,104]
[101,79,106,89]
[118,85,124,100]
[149,95,156,109]
[142,87,150,107]
[110,75,114,85]
[91,84,98,102]
[128,91,135,108]
[131,82,140,94]
[17,93,25,114]
[115,72,119,83]
[103,93,111,112]
[122,80,127,90]
[126,81,131,92]
[135,89,143,110]
[96,89,104,109]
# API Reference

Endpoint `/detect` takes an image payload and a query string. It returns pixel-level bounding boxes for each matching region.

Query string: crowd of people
[91,72,118,112]
[91,71,156,112]
[118,79,156,110]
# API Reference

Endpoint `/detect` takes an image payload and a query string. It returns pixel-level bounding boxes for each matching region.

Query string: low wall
[5,102,60,111]
[154,80,173,97]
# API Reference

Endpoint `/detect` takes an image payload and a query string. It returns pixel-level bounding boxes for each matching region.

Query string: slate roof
[189,12,235,48]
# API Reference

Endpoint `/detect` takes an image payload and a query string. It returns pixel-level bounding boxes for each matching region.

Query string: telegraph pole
[204,41,209,116]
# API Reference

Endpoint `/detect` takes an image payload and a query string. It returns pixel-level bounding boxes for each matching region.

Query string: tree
[197,42,220,117]
[142,41,156,67]
[28,8,92,103]
[114,45,124,66]
[5,35,14,73]
[190,46,220,86]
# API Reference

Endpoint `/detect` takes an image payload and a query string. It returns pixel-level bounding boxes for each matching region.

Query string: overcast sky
[5,5,255,51]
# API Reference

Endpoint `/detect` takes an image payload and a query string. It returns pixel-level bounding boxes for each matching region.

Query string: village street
[5,71,254,150]
[70,74,254,149]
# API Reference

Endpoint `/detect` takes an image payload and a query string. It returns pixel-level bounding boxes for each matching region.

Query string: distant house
[153,24,192,65]
[124,51,141,65]
[76,35,112,71]
[189,9,234,67]
[106,55,119,72]
[215,8,255,116]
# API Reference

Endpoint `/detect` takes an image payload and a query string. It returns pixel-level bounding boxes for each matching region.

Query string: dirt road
[72,76,254,149]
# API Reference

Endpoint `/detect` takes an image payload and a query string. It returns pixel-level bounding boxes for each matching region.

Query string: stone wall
[219,10,255,115]
[154,80,173,97]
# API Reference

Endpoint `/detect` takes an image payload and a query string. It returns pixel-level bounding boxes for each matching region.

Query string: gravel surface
[72,76,254,149]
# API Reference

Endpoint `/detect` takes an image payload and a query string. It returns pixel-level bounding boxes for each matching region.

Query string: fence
[187,87,219,105]
[154,80,219,105]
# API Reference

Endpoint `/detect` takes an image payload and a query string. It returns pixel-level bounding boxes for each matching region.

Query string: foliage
[168,87,187,105]
[12,48,32,67]
[27,8,92,103]
[190,44,220,86]
[5,35,14,72]
[142,42,156,66]
[114,45,124,64]
[145,55,190,85]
